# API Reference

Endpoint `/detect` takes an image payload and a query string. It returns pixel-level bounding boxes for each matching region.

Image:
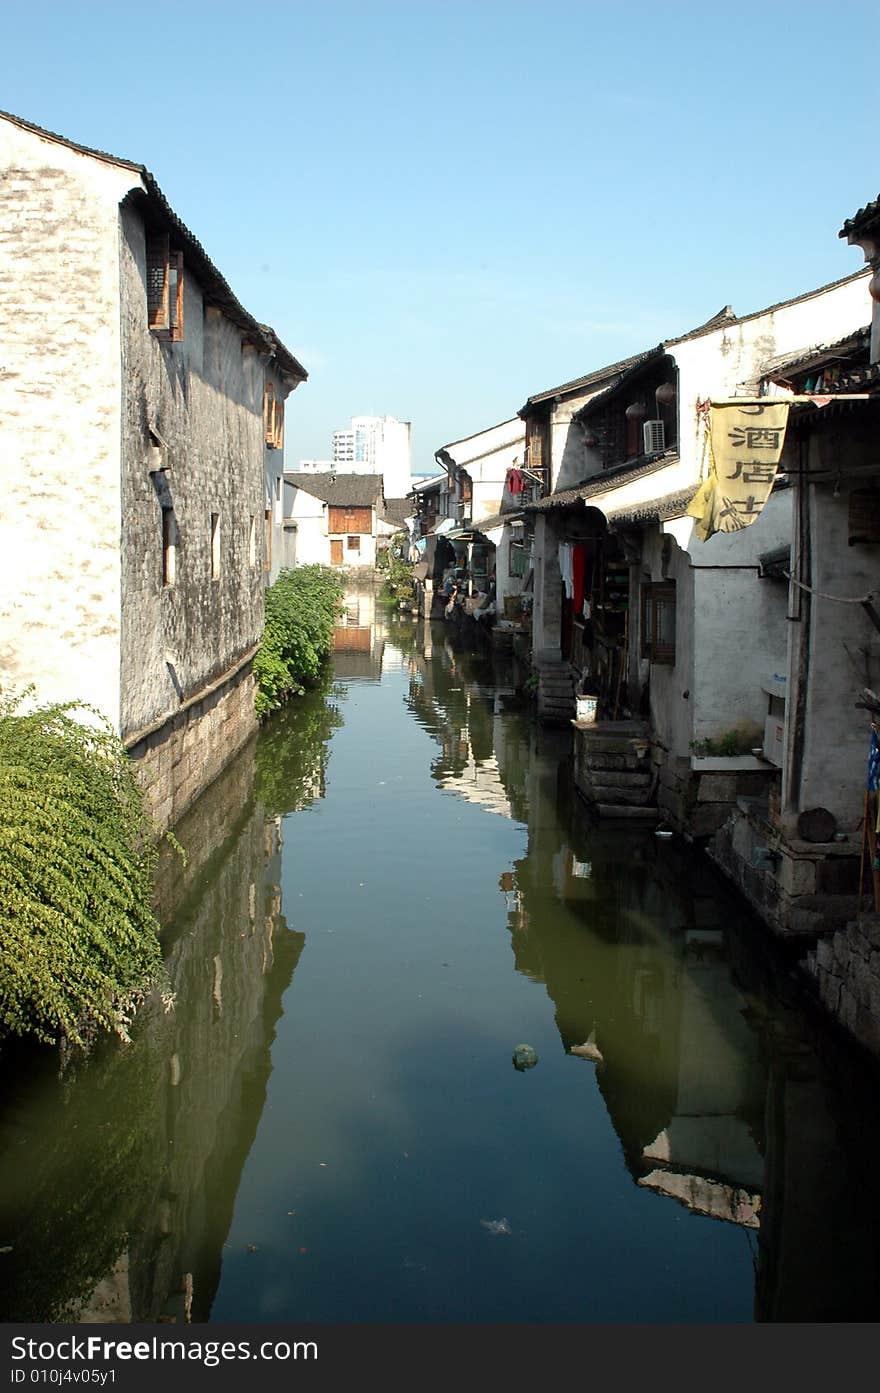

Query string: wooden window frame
[347,535,361,552]
[640,581,676,665]
[264,509,272,573]
[146,231,184,341]
[264,382,285,449]
[509,539,527,578]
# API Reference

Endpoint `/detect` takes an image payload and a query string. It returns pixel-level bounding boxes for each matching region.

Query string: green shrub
[689,729,750,757]
[253,565,344,717]
[377,536,414,606]
[0,692,166,1047]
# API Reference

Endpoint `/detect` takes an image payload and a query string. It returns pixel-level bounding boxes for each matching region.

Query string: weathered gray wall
[118,204,266,744]
[786,426,880,831]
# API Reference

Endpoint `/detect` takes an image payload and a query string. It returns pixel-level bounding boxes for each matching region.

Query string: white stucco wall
[441,418,525,523]
[790,481,880,830]
[0,115,141,726]
[287,489,329,565]
[689,491,792,745]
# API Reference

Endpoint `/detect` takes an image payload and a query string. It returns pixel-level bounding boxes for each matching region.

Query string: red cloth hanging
[507,467,527,495]
[572,545,586,616]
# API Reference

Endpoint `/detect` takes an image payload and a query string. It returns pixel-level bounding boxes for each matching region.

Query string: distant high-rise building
[331,415,412,498]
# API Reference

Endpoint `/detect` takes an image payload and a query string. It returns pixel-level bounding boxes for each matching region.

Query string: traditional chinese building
[0,110,307,831]
[710,200,880,983]
[521,273,869,831]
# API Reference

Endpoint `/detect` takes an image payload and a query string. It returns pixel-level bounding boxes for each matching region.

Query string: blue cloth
[867,728,880,791]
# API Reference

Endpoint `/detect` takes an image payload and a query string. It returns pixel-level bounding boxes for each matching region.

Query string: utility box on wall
[761,672,787,767]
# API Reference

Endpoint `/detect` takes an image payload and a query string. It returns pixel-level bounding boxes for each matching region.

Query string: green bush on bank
[0,692,166,1048]
[253,565,344,717]
[377,536,414,607]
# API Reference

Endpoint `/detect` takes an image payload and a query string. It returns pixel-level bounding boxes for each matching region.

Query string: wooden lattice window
[264,382,284,449]
[146,231,184,341]
[640,581,676,665]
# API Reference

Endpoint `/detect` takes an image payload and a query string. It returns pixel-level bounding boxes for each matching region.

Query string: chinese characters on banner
[687,402,790,542]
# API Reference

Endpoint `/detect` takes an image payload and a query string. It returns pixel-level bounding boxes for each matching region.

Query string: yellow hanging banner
[687,401,790,542]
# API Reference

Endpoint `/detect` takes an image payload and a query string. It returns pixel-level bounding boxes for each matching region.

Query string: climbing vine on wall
[0,691,166,1048]
[253,565,344,717]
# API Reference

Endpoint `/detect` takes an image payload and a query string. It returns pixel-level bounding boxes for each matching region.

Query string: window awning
[758,545,790,580]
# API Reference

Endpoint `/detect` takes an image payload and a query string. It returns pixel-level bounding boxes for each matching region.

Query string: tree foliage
[255,668,344,815]
[253,565,344,717]
[0,692,165,1047]
[377,535,414,606]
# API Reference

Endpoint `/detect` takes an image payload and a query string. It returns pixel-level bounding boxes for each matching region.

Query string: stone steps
[536,662,576,725]
[573,720,657,816]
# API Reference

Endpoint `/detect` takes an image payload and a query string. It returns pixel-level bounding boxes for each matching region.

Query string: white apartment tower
[331,415,412,498]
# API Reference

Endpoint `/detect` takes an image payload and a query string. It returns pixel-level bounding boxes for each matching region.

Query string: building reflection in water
[0,724,316,1324]
[332,585,384,683]
[405,623,880,1320]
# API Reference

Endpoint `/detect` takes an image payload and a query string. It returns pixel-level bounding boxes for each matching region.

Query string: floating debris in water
[480,1218,512,1236]
[512,1043,538,1071]
[570,1031,604,1064]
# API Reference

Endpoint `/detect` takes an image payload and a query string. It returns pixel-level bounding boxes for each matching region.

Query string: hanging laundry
[867,726,880,792]
[507,467,527,495]
[558,542,574,599]
[572,545,586,617]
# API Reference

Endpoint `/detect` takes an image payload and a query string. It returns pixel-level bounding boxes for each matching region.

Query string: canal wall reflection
[0,726,312,1323]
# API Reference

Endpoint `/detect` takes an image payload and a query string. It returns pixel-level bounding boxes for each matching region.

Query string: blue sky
[3,1,875,472]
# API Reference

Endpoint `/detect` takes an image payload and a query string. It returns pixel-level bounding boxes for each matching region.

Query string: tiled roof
[0,108,306,384]
[840,197,880,239]
[518,354,644,415]
[759,328,870,380]
[604,486,696,529]
[382,497,412,526]
[290,473,384,506]
[525,451,680,511]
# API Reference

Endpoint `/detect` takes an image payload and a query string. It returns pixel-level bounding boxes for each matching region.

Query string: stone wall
[709,802,861,938]
[805,914,880,1062]
[118,205,266,742]
[127,656,257,833]
[657,755,774,838]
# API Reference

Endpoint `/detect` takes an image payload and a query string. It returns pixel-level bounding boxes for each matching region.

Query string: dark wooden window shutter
[146,232,170,330]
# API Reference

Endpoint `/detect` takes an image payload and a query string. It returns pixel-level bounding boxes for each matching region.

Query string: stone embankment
[805,912,880,1062]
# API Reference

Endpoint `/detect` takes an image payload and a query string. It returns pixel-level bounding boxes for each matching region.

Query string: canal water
[1,601,879,1323]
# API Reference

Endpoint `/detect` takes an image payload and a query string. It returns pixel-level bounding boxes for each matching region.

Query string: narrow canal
[1,599,879,1323]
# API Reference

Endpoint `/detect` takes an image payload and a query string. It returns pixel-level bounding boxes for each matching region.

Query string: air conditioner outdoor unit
[643,419,665,454]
